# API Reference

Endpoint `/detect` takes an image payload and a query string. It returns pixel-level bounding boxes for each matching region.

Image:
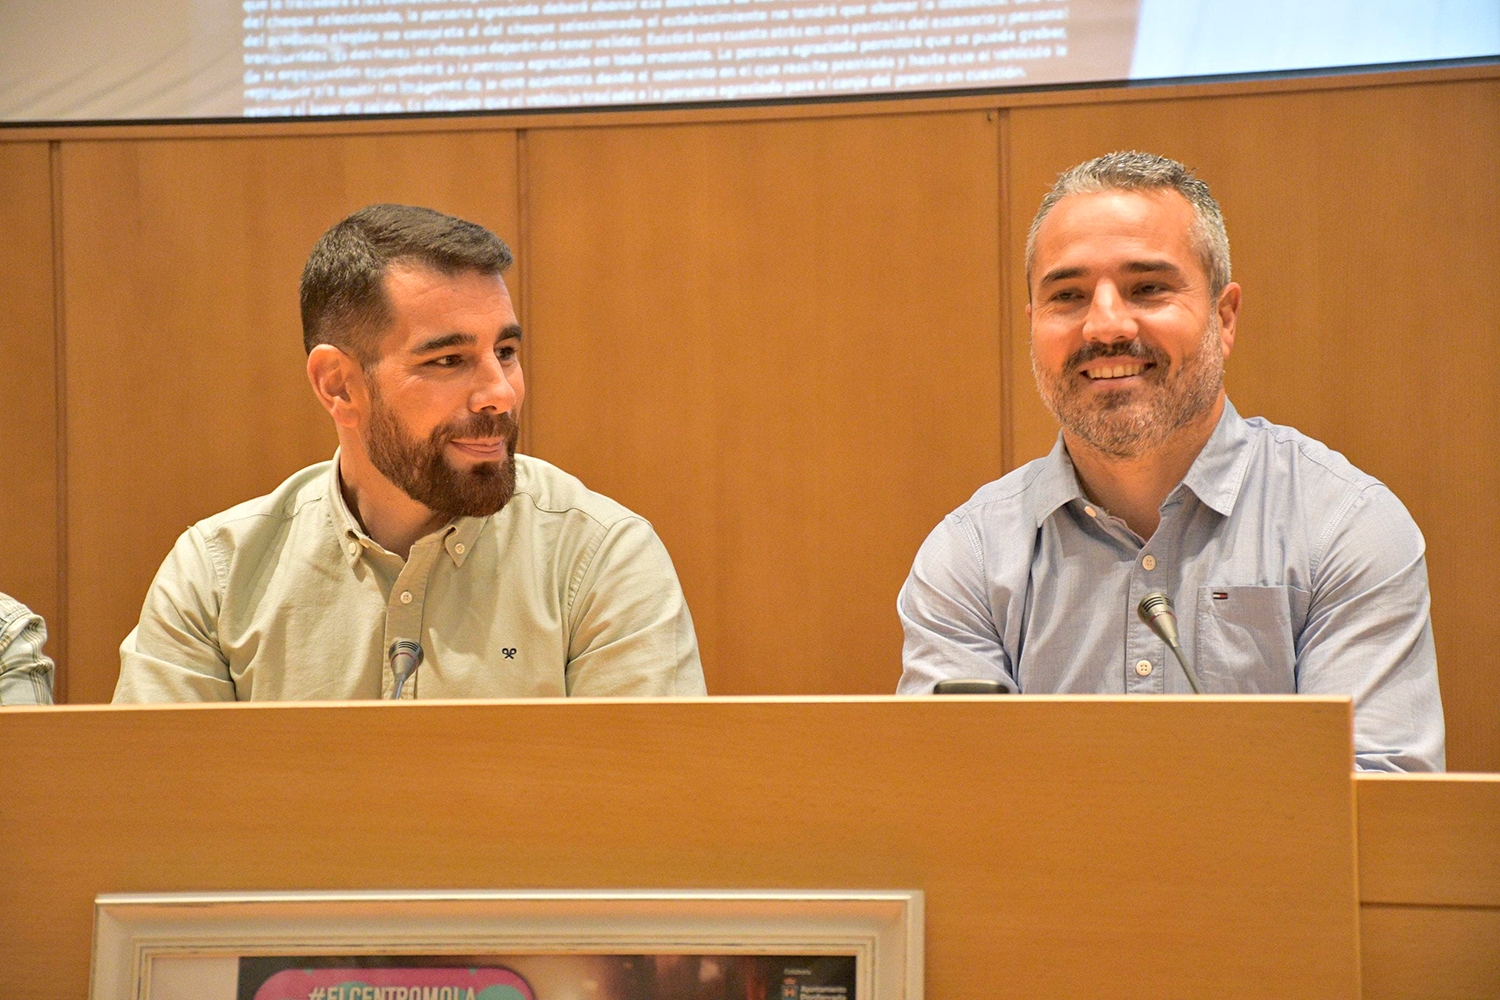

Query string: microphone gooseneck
[388,638,424,700]
[1136,592,1203,694]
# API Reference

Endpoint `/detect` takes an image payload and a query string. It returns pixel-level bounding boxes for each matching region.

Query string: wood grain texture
[1361,905,1500,1000]
[0,697,1359,999]
[523,112,1004,695]
[1006,77,1500,771]
[1357,774,1500,907]
[0,142,60,668]
[57,131,520,703]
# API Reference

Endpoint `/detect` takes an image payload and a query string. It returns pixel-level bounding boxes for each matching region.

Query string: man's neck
[1065,395,1225,541]
[337,449,446,560]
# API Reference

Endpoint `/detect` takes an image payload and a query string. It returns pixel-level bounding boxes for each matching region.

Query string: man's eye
[429,355,463,368]
[497,345,518,361]
[1051,289,1082,303]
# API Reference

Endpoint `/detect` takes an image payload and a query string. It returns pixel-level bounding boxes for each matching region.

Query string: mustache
[432,409,519,447]
[1063,339,1168,374]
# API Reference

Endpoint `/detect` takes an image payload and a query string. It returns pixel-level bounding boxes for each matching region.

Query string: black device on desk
[933,679,1010,694]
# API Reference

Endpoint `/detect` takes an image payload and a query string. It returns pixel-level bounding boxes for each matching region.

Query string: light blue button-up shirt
[897,400,1445,772]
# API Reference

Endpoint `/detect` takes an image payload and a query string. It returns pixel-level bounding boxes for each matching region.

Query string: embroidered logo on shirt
[1212,591,1229,601]
[502,647,517,659]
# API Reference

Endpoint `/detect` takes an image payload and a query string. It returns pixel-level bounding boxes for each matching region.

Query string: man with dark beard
[115,205,704,701]
[896,152,1444,772]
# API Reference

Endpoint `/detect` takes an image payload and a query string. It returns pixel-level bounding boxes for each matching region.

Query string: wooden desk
[1357,774,1500,1000]
[1,697,1361,998]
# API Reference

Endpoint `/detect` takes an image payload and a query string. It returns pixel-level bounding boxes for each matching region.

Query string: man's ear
[1216,281,1241,359]
[307,345,366,429]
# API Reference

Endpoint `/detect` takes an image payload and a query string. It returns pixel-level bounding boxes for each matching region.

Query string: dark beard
[364,383,519,519]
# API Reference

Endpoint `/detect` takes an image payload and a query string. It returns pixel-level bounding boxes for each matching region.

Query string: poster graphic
[239,954,857,1000]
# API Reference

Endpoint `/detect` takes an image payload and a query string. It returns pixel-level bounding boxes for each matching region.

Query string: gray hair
[1024,151,1232,298]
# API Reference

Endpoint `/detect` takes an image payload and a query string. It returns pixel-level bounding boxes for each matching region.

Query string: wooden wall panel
[58,131,520,702]
[1357,776,1500,998]
[1006,78,1500,770]
[1358,774,1500,906]
[1361,907,1500,1000]
[0,698,1361,999]
[523,112,1004,695]
[0,142,61,688]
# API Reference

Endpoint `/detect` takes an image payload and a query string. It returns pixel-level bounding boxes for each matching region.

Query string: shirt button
[400,590,413,604]
[1142,554,1157,571]
[347,541,359,557]
[454,543,466,555]
[1135,659,1154,677]
[1084,505,1097,518]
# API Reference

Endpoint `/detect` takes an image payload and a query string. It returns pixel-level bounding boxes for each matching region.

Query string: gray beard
[1031,318,1224,459]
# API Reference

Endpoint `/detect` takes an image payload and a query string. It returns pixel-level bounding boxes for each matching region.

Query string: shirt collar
[1175,398,1253,517]
[326,450,485,568]
[1025,435,1089,528]
[1027,397,1253,527]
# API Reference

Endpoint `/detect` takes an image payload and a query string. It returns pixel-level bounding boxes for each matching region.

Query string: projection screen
[0,0,1496,121]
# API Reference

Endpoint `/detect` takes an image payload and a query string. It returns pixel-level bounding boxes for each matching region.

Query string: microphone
[387,638,424,700]
[1136,592,1203,694]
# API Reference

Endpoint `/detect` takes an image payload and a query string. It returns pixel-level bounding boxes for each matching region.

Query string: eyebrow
[1123,259,1186,278]
[1038,259,1186,286]
[411,324,523,354]
[1039,265,1087,286]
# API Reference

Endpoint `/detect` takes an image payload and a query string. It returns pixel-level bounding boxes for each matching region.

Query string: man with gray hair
[896,151,1444,771]
[117,204,704,701]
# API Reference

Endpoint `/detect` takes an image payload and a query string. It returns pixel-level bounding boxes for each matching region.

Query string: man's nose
[1082,281,1137,343]
[471,354,517,412]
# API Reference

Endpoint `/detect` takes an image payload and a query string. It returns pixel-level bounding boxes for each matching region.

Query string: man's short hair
[1025,151,1232,299]
[300,204,514,363]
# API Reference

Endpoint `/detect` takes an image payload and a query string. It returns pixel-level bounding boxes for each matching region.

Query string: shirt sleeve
[0,597,56,705]
[563,516,705,696]
[1298,484,1445,772]
[896,513,1017,693]
[114,526,238,703]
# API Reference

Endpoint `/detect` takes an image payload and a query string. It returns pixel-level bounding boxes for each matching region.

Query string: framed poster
[90,890,922,1000]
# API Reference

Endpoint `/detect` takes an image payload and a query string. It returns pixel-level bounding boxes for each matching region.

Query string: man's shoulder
[1239,414,1382,493]
[508,454,644,533]
[191,461,333,542]
[1230,411,1422,558]
[0,592,35,632]
[948,456,1054,526]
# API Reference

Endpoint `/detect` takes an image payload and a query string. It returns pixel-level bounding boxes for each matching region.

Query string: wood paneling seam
[995,106,1014,474]
[48,140,68,704]
[516,127,533,458]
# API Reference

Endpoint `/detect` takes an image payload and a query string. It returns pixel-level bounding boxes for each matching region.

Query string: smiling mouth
[449,439,508,460]
[1084,363,1152,380]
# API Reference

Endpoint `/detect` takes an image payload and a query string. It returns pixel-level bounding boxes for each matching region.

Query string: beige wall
[2,66,1496,768]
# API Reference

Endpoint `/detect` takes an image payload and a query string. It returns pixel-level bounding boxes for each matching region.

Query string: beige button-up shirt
[0,593,54,705]
[115,454,704,701]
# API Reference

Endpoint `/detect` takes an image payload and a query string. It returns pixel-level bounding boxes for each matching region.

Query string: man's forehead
[384,261,511,299]
[1032,188,1200,279]
[376,264,518,353]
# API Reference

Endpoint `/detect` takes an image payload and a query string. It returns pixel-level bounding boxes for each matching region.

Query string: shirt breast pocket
[1194,585,1309,693]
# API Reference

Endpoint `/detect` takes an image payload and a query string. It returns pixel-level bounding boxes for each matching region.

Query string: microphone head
[387,638,424,667]
[1137,591,1181,647]
[1137,591,1174,624]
